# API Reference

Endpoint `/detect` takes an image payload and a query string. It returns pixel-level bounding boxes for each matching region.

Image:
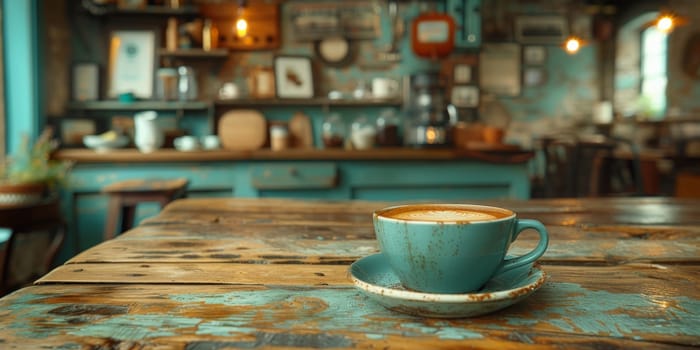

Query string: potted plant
[0,128,73,207]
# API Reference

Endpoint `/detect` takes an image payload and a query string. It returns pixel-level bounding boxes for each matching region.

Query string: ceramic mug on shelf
[371,78,399,99]
[174,135,199,151]
[373,203,549,294]
[200,135,220,150]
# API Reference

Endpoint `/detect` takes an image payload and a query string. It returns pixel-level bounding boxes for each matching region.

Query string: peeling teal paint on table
[1,197,698,349]
[1,278,698,346]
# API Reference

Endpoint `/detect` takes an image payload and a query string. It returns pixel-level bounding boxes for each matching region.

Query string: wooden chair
[539,135,644,197]
[102,178,189,241]
[0,197,65,295]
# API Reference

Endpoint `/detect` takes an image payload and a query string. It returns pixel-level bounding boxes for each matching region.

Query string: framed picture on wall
[479,43,521,96]
[453,64,473,84]
[514,16,568,44]
[274,55,314,99]
[71,62,100,101]
[107,29,156,99]
[247,66,276,99]
[523,45,547,65]
[451,85,480,108]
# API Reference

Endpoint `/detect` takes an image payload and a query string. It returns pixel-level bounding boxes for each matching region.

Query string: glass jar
[350,115,377,150]
[269,123,289,151]
[177,66,198,101]
[156,67,178,101]
[375,108,401,147]
[322,113,346,149]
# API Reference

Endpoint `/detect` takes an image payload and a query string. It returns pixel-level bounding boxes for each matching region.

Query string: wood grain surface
[1,197,699,349]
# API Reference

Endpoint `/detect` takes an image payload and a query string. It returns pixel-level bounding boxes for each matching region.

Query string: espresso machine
[402,72,456,148]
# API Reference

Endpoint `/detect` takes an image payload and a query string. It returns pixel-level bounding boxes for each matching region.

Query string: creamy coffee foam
[379,205,511,223]
[389,209,498,222]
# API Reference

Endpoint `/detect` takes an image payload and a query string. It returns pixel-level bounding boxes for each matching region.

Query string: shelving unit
[214,97,404,108]
[66,98,403,113]
[158,49,229,59]
[67,101,211,112]
[84,5,200,17]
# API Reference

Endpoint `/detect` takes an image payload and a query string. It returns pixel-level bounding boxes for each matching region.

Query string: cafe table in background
[0,197,698,348]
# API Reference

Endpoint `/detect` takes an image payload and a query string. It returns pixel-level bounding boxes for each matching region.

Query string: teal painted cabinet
[58,158,529,263]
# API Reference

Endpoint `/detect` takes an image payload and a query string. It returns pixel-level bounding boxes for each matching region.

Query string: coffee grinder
[402,72,455,148]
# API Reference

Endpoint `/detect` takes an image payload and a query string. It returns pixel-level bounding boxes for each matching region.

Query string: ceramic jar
[134,111,163,153]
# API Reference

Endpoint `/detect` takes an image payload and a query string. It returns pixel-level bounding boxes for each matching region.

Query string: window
[639,25,668,118]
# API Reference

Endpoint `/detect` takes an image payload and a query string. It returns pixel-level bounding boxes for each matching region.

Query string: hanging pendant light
[564,35,584,54]
[652,12,688,34]
[562,1,586,55]
[235,0,248,38]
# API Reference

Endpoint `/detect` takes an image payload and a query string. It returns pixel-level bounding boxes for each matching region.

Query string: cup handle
[496,219,549,274]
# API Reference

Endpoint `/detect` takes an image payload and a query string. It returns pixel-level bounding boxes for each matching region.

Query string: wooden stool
[0,197,65,295]
[102,178,189,241]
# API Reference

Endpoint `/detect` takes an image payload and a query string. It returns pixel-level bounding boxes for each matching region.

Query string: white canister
[134,111,164,153]
[371,78,399,98]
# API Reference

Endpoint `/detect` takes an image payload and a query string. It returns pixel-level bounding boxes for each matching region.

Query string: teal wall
[10,1,700,155]
[2,0,41,154]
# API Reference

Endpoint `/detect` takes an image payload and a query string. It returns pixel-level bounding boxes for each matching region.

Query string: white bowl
[83,134,130,152]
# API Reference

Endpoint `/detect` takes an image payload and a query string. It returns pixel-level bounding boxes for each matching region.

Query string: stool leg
[103,197,121,241]
[121,205,137,233]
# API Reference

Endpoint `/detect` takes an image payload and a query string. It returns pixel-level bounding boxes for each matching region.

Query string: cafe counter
[54,147,534,261]
[54,147,533,163]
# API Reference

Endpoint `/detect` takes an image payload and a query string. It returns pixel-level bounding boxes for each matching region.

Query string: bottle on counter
[165,17,178,51]
[177,66,198,101]
[202,19,219,51]
[322,113,346,149]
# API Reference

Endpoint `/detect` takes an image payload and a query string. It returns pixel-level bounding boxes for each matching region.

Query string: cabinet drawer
[250,163,338,190]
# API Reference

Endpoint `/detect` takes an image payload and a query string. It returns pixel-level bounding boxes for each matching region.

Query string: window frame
[638,24,669,118]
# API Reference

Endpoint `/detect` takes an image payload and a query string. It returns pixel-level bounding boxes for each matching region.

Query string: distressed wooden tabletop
[0,197,698,349]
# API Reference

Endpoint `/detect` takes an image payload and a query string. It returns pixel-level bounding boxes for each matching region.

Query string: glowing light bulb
[656,15,674,33]
[565,37,581,54]
[235,18,248,38]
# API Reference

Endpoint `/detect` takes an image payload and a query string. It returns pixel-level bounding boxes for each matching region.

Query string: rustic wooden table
[0,197,698,349]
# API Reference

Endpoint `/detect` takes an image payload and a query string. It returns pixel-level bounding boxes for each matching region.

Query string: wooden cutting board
[218,109,267,151]
[288,111,314,148]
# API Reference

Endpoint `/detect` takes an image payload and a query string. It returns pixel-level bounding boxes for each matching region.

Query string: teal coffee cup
[373,204,549,294]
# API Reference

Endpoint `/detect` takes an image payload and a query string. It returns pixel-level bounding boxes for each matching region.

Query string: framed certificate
[107,30,156,99]
[274,56,314,99]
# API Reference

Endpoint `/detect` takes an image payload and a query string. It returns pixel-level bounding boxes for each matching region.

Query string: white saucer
[349,253,546,318]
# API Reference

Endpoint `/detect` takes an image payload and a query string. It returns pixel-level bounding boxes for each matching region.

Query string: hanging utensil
[378,0,403,62]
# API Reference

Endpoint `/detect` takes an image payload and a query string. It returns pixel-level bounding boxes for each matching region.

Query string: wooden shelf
[158,49,229,59]
[91,5,199,16]
[66,98,402,114]
[67,101,211,112]
[214,97,403,108]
